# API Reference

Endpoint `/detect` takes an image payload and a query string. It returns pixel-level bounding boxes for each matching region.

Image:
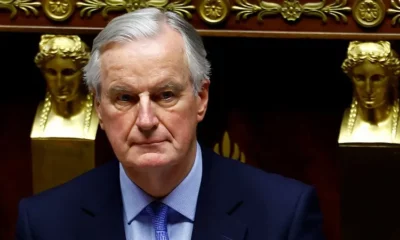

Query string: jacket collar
[77,146,247,240]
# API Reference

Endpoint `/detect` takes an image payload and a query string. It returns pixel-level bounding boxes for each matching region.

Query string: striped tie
[145,201,170,240]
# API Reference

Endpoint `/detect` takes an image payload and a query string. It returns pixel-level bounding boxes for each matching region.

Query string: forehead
[99,27,188,87]
[45,56,77,69]
[352,61,386,75]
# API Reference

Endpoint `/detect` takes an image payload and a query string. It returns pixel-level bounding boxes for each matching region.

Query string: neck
[358,102,392,125]
[52,93,86,118]
[124,141,198,198]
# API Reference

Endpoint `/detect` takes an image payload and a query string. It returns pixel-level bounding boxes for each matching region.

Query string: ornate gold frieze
[0,0,41,19]
[353,0,385,28]
[198,0,230,24]
[214,131,246,163]
[388,0,400,26]
[76,0,195,19]
[232,0,351,23]
[43,0,75,21]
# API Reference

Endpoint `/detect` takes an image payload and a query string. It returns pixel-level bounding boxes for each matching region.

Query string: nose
[136,95,159,132]
[365,78,372,95]
[56,72,63,87]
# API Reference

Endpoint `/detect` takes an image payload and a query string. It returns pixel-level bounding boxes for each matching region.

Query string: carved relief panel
[1,0,400,37]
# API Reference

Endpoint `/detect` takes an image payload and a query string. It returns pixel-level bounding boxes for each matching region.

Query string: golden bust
[30,34,99,139]
[338,41,400,144]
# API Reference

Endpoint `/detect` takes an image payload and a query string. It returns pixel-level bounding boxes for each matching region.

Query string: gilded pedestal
[30,34,98,194]
[340,145,400,240]
[339,41,400,240]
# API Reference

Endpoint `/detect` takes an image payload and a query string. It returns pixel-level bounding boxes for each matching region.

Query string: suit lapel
[77,160,126,240]
[191,148,248,240]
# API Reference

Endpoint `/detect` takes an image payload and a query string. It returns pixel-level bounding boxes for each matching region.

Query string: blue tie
[145,201,170,240]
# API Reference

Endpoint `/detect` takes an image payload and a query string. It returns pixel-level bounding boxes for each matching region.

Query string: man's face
[96,27,209,171]
[352,60,390,109]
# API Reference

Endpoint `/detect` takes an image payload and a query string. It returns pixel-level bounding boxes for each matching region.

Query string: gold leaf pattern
[388,0,400,26]
[232,0,351,23]
[76,0,195,19]
[0,0,41,19]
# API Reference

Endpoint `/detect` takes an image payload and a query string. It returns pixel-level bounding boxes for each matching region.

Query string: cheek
[101,106,134,143]
[161,103,198,143]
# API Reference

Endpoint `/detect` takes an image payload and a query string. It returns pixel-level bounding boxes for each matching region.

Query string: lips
[135,140,165,145]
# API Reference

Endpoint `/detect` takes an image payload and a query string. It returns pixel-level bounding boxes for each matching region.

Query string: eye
[62,68,77,76]
[160,91,175,101]
[371,74,384,82]
[117,94,132,102]
[354,74,365,82]
[45,68,57,76]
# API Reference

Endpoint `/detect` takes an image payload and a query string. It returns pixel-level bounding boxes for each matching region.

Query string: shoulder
[203,147,316,212]
[206,147,311,192]
[202,148,323,237]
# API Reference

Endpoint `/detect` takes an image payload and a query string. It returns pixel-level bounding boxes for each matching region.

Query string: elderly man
[16,8,325,240]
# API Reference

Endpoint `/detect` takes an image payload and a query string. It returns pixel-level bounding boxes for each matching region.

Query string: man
[16,8,325,240]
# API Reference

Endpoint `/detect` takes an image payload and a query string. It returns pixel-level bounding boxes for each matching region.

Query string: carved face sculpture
[342,41,400,110]
[351,60,390,109]
[43,56,83,102]
[35,34,90,103]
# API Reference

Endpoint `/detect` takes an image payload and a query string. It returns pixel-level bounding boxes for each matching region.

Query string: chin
[126,153,174,170]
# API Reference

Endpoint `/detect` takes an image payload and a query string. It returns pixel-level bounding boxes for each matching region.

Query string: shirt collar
[119,142,203,224]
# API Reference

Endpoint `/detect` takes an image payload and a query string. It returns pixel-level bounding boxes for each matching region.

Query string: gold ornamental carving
[214,131,246,163]
[198,0,230,24]
[232,0,351,23]
[76,0,195,19]
[353,0,385,28]
[43,0,75,21]
[388,0,400,26]
[0,0,41,19]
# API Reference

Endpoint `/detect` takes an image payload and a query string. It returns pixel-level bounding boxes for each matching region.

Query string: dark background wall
[1,32,355,240]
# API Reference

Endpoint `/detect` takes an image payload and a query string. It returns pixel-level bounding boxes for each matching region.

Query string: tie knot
[146,201,168,217]
[145,201,169,233]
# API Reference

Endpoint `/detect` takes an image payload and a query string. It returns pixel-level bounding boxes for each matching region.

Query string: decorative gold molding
[0,0,41,19]
[43,0,75,21]
[198,0,230,24]
[353,0,385,28]
[213,131,246,163]
[231,0,351,23]
[76,0,195,19]
[388,0,400,26]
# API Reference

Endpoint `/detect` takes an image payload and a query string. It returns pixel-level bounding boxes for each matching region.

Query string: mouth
[135,140,165,146]
[361,96,375,101]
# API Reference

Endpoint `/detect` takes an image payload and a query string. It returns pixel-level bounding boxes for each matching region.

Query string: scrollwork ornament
[231,0,351,23]
[0,0,41,19]
[353,0,385,28]
[76,0,195,19]
[388,0,400,26]
[43,0,74,21]
[198,0,230,24]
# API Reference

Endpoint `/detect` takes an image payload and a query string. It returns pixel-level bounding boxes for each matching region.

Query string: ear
[93,92,104,130]
[196,79,210,122]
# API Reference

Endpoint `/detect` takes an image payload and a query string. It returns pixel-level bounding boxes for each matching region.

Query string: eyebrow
[107,81,186,96]
[153,81,185,93]
[108,86,132,96]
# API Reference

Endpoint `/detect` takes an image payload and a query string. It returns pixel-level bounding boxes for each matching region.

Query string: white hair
[83,7,211,97]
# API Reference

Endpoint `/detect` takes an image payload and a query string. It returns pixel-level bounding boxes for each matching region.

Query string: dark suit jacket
[16,147,326,240]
